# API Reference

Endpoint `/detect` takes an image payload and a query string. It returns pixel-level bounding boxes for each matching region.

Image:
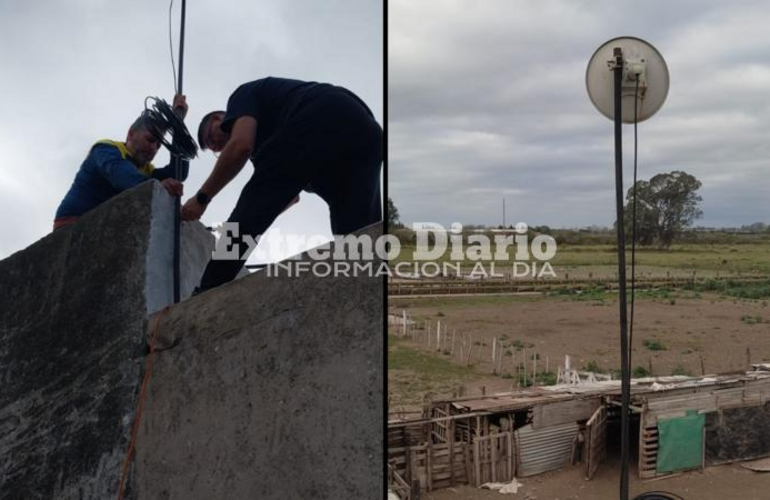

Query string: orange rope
[116,306,169,500]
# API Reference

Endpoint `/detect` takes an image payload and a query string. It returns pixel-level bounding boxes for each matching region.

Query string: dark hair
[198,110,225,150]
[129,112,151,133]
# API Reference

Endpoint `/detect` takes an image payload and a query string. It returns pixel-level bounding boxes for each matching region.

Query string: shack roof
[423,370,770,415]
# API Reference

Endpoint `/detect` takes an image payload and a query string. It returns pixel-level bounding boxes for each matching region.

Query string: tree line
[387,171,758,248]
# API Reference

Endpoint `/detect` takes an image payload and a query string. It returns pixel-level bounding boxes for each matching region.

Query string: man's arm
[201,116,256,197]
[92,145,183,196]
[180,116,256,221]
[92,145,150,191]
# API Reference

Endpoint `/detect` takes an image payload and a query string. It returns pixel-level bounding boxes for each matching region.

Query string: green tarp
[657,410,705,473]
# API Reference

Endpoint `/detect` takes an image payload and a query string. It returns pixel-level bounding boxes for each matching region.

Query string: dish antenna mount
[587,36,669,123]
[586,37,670,500]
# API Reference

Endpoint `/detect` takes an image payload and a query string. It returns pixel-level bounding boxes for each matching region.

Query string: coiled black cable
[142,96,198,160]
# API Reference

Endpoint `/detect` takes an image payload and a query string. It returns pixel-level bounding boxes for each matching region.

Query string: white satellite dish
[586,36,669,123]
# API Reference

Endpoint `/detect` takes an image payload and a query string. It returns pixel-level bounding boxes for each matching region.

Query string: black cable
[628,75,685,500]
[629,76,640,374]
[169,0,177,94]
[142,96,198,160]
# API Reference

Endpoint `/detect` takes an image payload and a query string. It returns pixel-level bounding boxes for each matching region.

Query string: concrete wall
[0,181,383,499]
[134,224,384,499]
[0,182,213,499]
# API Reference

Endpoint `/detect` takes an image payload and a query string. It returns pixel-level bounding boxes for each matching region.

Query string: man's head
[198,111,229,152]
[125,114,161,165]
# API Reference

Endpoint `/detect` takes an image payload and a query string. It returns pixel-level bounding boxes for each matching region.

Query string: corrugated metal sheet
[515,422,579,477]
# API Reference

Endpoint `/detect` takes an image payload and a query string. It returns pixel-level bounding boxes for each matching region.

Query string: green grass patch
[547,286,683,303]
[392,241,770,274]
[504,369,557,387]
[506,339,533,351]
[671,365,693,376]
[389,294,544,310]
[536,371,558,386]
[643,339,667,351]
[583,360,604,373]
[741,315,765,325]
[548,286,606,301]
[388,335,475,376]
[688,279,770,300]
[389,334,479,407]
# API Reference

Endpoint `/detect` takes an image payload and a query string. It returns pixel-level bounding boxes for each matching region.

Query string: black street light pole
[612,46,631,500]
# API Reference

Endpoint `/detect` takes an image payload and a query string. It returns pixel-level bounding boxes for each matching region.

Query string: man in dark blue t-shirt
[182,77,382,292]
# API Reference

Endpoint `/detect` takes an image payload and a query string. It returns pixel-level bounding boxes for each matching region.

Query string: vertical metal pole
[172,155,182,303]
[172,0,187,303]
[177,0,186,93]
[613,47,630,500]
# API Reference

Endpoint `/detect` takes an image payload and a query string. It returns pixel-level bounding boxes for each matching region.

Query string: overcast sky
[389,0,770,229]
[0,0,382,262]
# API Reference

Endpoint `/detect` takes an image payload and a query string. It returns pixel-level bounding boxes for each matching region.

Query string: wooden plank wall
[389,442,470,492]
[389,426,406,450]
[473,432,515,486]
[585,406,607,480]
[645,377,770,424]
[638,411,659,479]
[532,397,601,429]
[431,407,450,443]
[640,377,770,478]
[387,429,515,492]
[387,464,412,500]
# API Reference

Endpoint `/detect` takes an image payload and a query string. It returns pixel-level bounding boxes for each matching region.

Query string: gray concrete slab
[145,184,215,313]
[134,224,384,500]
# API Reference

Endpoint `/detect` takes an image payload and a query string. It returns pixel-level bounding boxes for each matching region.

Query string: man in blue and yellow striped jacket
[53,95,188,230]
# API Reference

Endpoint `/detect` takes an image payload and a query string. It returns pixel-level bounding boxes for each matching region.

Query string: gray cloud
[389,0,770,229]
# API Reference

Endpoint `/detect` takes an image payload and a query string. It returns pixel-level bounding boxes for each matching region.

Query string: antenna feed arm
[609,49,648,98]
[623,58,647,96]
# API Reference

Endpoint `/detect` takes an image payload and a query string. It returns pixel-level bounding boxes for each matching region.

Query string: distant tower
[502,198,506,228]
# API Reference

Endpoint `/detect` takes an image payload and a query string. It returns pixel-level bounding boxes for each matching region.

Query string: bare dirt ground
[422,461,770,500]
[392,293,770,381]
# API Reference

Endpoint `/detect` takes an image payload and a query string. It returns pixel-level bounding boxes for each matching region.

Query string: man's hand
[172,94,188,120]
[160,178,184,197]
[181,196,206,221]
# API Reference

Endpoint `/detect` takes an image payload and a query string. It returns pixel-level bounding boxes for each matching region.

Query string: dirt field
[388,292,770,409]
[393,293,770,375]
